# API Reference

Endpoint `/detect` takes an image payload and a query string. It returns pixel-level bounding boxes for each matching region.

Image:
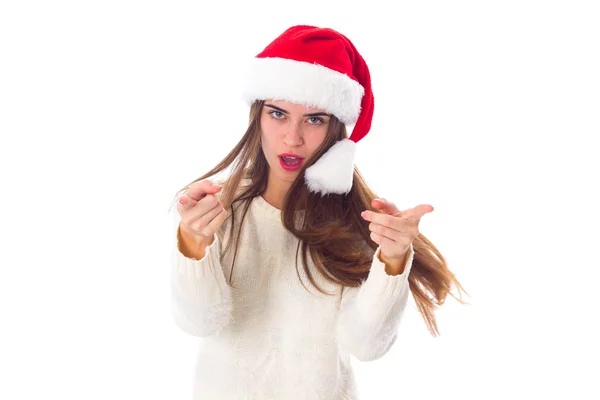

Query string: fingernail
[179,197,186,205]
[212,184,223,189]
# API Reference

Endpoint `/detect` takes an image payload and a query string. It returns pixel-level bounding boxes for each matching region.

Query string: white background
[1,1,599,399]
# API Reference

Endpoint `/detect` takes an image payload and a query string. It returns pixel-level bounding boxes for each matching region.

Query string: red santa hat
[241,25,374,196]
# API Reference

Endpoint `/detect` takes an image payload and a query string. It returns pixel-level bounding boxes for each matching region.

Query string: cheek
[260,120,283,147]
[259,131,276,158]
[260,118,277,141]
[260,115,279,133]
[307,130,328,153]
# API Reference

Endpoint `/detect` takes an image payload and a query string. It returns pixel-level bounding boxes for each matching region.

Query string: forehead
[267,99,325,113]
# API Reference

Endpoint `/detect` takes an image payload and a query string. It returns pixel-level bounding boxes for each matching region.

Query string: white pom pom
[304,139,356,195]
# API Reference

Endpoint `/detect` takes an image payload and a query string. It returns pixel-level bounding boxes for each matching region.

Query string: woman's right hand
[177,179,229,242]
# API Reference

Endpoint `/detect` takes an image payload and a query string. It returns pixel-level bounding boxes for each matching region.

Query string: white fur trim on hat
[241,57,364,125]
[305,139,356,195]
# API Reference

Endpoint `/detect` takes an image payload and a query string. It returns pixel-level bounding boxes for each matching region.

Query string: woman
[170,25,466,400]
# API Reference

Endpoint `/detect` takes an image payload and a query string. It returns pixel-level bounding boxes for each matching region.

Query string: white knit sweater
[170,186,414,400]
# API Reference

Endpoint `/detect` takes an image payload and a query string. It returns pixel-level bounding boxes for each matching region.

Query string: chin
[278,171,297,181]
[269,160,298,182]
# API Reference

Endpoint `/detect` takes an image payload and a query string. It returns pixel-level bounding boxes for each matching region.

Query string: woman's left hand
[361,199,434,264]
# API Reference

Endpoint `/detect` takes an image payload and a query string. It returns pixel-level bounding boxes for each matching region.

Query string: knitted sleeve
[170,228,233,338]
[334,243,414,361]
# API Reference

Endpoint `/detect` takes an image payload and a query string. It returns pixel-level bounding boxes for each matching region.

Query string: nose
[283,124,303,147]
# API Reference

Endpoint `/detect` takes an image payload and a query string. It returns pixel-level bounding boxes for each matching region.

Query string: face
[260,99,331,187]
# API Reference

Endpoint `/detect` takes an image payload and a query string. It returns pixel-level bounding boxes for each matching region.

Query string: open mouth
[280,156,302,166]
[279,155,304,171]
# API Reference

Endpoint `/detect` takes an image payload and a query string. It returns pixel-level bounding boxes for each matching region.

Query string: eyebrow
[265,104,330,118]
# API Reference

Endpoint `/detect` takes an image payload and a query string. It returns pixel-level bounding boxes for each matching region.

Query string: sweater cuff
[355,243,413,316]
[173,233,221,278]
[171,233,230,304]
[374,243,414,280]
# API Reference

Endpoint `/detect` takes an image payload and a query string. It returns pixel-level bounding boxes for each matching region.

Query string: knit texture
[170,182,414,399]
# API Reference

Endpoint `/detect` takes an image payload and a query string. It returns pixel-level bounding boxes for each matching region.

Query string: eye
[308,117,324,125]
[268,111,285,119]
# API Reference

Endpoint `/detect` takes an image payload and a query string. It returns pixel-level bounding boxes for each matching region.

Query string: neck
[261,172,291,210]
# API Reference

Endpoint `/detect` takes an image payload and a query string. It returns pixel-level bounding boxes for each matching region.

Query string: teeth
[281,156,301,166]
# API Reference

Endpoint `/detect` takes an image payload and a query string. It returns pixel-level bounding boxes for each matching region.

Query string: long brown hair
[170,100,468,336]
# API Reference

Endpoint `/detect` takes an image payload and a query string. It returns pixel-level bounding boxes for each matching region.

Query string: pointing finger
[177,180,223,214]
[186,179,223,201]
[400,204,434,223]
